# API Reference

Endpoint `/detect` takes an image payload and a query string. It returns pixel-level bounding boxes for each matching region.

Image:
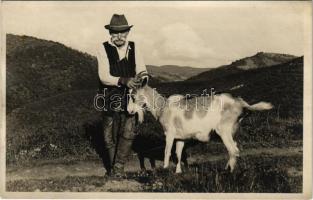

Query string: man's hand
[118,77,141,89]
[126,78,141,89]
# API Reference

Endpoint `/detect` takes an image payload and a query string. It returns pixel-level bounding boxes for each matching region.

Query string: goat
[127,85,273,173]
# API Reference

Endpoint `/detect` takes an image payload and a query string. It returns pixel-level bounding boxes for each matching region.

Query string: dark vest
[104,41,136,78]
[98,41,136,114]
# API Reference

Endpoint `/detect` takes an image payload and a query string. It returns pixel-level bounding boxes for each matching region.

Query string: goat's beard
[136,109,144,124]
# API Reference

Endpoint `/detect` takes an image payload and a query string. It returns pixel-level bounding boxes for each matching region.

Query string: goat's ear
[141,77,148,87]
[136,71,149,88]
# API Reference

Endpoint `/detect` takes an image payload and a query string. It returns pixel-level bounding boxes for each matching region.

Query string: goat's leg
[149,158,156,170]
[175,140,185,173]
[217,126,239,172]
[138,154,146,171]
[182,149,189,168]
[221,135,239,172]
[164,134,175,169]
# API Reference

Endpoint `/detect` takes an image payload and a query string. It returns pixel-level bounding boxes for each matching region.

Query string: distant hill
[230,52,297,70]
[187,52,297,82]
[147,65,212,82]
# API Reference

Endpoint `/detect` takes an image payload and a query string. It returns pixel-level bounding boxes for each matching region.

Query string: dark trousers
[103,112,136,171]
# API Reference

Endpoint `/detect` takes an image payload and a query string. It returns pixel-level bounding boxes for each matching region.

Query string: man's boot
[102,114,117,176]
[106,147,116,175]
[112,114,136,177]
[114,136,133,177]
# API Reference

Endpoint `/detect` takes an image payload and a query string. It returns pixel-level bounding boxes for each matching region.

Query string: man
[97,14,148,176]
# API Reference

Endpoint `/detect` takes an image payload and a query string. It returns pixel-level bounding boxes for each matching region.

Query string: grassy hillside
[6,90,102,164]
[6,34,101,164]
[6,34,303,166]
[6,34,98,113]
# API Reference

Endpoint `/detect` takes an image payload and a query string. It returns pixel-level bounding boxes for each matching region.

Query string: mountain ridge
[147,64,212,82]
[187,52,298,82]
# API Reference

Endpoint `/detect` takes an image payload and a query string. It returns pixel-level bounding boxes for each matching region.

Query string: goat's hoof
[139,169,147,176]
[225,163,232,172]
[228,167,234,173]
[225,164,235,173]
[175,169,182,174]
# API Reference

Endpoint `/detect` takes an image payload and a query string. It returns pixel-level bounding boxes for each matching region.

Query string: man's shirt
[97,40,148,86]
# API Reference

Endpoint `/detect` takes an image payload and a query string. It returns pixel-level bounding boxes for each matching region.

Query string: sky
[2,1,309,68]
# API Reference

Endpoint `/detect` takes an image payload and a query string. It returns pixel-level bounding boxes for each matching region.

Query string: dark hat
[105,14,133,32]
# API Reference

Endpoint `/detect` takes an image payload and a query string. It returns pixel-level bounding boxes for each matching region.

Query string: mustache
[112,38,126,42]
[111,37,126,41]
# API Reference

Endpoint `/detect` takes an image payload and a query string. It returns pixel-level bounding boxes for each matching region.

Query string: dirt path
[6,146,302,182]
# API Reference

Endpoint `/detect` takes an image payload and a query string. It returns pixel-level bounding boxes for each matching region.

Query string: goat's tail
[238,98,273,111]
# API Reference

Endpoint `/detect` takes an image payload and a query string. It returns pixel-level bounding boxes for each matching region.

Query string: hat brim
[104,25,133,32]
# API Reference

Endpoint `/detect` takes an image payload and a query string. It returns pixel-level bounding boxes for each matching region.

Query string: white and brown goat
[127,85,273,173]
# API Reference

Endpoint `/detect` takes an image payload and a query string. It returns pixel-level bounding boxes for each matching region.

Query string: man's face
[110,30,129,47]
